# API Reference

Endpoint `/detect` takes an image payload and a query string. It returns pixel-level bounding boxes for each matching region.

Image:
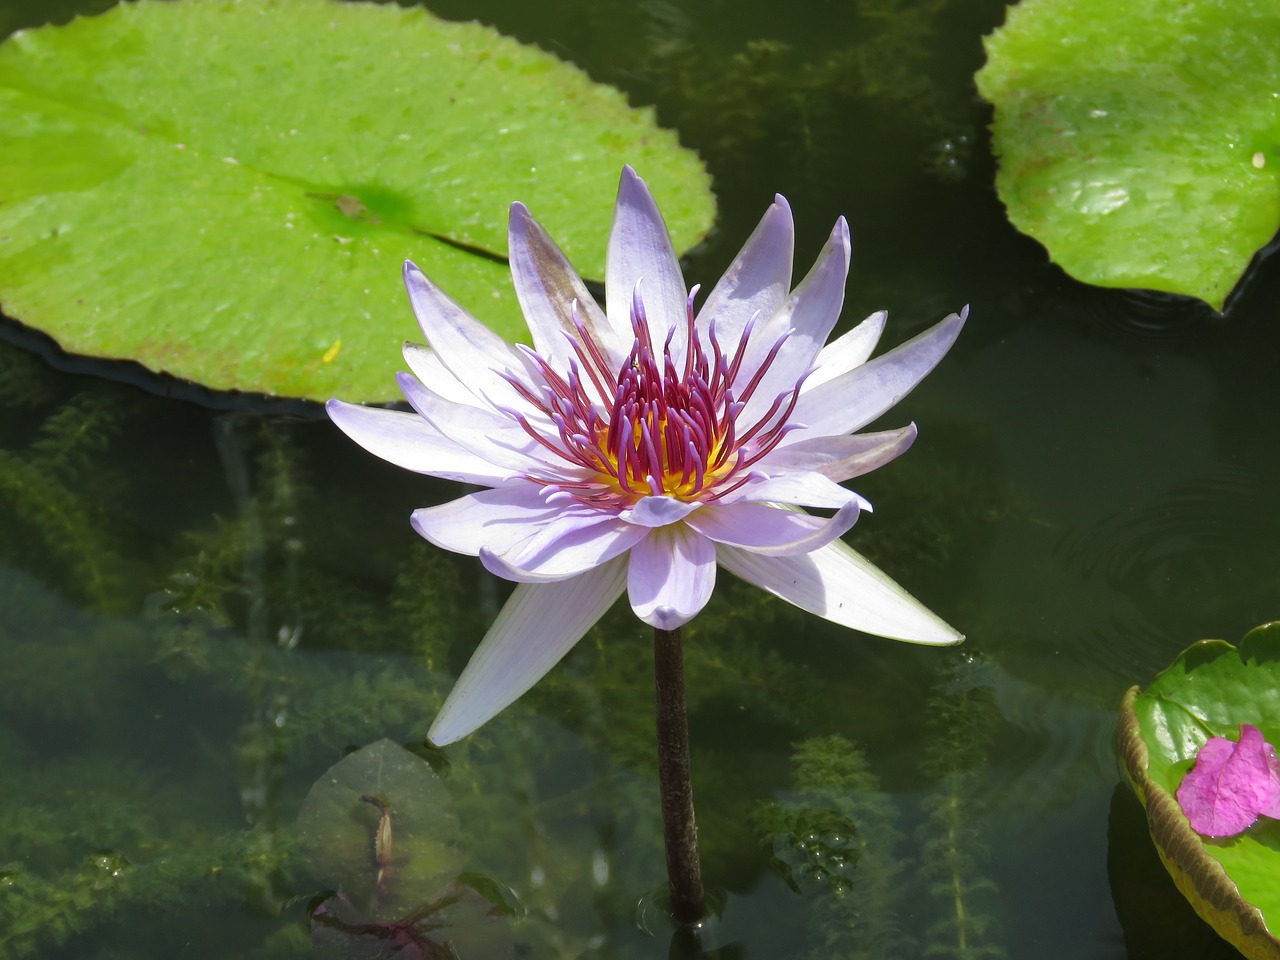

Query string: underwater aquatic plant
[328,165,965,923]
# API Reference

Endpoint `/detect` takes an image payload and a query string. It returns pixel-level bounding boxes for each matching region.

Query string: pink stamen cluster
[507,285,804,508]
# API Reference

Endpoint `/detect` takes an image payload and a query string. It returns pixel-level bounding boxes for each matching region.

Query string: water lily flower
[328,166,965,746]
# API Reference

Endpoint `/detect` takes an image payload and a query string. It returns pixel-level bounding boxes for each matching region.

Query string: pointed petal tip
[394,369,421,394]
[425,720,460,748]
[874,616,964,646]
[508,200,535,236]
[766,193,794,225]
[426,561,629,746]
[617,164,652,202]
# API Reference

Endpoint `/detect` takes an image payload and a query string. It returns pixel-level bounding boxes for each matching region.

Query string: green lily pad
[976,0,1280,311]
[0,0,714,402]
[1118,623,1280,958]
[294,739,460,922]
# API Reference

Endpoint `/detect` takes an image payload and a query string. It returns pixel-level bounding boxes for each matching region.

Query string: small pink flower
[1176,724,1280,837]
[328,166,966,745]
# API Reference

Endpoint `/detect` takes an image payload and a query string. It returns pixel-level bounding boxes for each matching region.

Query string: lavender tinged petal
[325,400,509,484]
[403,261,537,409]
[619,495,701,527]
[719,470,869,510]
[606,166,688,358]
[479,514,648,583]
[717,539,963,644]
[687,500,860,557]
[410,485,564,557]
[806,310,887,389]
[696,195,794,347]
[395,371,558,473]
[427,558,628,745]
[627,525,716,629]
[402,342,487,407]
[508,201,626,372]
[735,217,851,426]
[787,307,968,443]
[753,425,917,482]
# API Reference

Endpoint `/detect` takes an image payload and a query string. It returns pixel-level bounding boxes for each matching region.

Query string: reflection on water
[2,0,1280,956]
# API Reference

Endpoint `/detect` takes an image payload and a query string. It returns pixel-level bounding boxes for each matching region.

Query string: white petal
[756,425,917,482]
[685,500,860,556]
[606,167,688,358]
[735,217,851,428]
[619,495,701,527]
[788,308,967,441]
[402,342,485,407]
[719,471,869,510]
[717,539,962,644]
[402,260,536,409]
[627,524,716,629]
[396,371,558,475]
[410,485,561,557]
[508,201,626,372]
[428,558,628,745]
[806,310,887,390]
[480,513,647,583]
[325,400,509,484]
[696,195,794,348]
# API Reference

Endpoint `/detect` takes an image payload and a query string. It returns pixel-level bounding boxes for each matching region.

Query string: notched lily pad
[1119,623,1280,958]
[977,0,1280,311]
[0,0,715,402]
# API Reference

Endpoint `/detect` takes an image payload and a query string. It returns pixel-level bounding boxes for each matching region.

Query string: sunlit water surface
[1,0,1276,958]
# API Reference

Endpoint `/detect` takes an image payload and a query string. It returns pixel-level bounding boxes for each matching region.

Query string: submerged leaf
[977,0,1280,310]
[310,882,514,960]
[294,740,460,922]
[0,0,714,402]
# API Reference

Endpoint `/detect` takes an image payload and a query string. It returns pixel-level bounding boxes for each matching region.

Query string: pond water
[2,0,1277,958]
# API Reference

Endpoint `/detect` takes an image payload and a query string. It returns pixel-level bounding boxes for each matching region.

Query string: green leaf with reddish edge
[0,0,715,402]
[976,0,1280,311]
[1119,623,1280,958]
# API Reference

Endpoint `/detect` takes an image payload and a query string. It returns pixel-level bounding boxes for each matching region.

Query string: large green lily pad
[976,0,1280,311]
[1118,623,1280,958]
[0,0,714,402]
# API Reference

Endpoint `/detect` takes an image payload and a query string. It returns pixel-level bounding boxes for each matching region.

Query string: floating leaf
[1118,624,1280,958]
[294,739,459,921]
[0,0,715,401]
[976,0,1280,310]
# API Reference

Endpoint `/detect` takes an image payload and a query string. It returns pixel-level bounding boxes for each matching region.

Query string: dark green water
[2,0,1278,958]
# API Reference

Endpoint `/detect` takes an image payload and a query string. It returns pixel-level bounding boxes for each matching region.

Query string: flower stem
[653,625,706,927]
